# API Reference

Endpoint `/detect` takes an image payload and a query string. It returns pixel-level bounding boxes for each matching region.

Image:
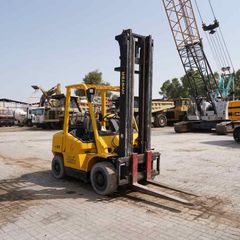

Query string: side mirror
[86,88,96,103]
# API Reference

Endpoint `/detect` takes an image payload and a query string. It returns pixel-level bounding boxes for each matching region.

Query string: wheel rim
[159,117,166,126]
[94,170,107,191]
[53,162,61,175]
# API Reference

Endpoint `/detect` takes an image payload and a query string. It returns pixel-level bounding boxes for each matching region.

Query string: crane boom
[162,0,222,115]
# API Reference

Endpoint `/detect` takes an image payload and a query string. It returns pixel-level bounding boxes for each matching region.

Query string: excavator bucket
[31,85,40,90]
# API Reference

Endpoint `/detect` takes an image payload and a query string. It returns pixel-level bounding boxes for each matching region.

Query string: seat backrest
[83,113,92,133]
[109,119,119,132]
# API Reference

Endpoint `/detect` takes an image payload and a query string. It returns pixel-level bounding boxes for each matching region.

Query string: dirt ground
[0,126,240,240]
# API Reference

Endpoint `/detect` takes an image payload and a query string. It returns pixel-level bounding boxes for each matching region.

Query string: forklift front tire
[90,162,117,196]
[51,155,65,179]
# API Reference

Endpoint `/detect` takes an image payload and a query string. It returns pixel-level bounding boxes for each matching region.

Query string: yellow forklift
[51,30,188,203]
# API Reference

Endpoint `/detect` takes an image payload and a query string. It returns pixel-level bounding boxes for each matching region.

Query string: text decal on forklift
[121,71,126,94]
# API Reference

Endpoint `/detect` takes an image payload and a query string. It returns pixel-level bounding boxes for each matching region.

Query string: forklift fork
[131,152,190,204]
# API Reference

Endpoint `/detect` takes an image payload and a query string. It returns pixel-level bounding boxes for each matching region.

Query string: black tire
[154,114,167,128]
[42,124,49,130]
[50,122,58,130]
[174,122,191,133]
[18,121,24,127]
[27,120,33,127]
[51,155,65,179]
[90,162,117,196]
[233,127,240,143]
[59,121,64,130]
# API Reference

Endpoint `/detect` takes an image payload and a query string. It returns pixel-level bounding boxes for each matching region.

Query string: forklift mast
[115,29,153,157]
[114,31,188,204]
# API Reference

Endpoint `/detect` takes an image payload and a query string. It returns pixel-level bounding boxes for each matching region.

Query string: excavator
[32,84,62,107]
[31,84,63,129]
[31,84,81,129]
[51,29,189,204]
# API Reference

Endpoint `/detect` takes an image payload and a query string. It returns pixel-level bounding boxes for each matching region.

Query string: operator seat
[83,113,92,133]
[108,119,119,133]
[83,112,101,136]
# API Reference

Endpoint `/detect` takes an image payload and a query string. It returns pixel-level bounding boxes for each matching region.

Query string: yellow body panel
[52,83,138,173]
[228,100,240,121]
[52,131,64,152]
[52,131,138,172]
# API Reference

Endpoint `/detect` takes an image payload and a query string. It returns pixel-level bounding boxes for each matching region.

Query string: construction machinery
[134,97,189,127]
[32,84,62,107]
[31,84,82,129]
[162,0,239,133]
[148,99,173,127]
[215,68,235,100]
[31,84,64,129]
[233,124,240,143]
[164,98,190,125]
[134,97,174,127]
[216,101,240,135]
[14,108,29,126]
[51,29,188,204]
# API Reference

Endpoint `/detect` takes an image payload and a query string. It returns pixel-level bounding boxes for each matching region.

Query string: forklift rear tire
[51,155,65,179]
[90,162,117,196]
[233,127,240,143]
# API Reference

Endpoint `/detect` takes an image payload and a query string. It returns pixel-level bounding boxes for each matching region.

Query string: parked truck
[164,98,190,125]
[134,97,190,127]
[134,98,173,127]
[0,107,15,127]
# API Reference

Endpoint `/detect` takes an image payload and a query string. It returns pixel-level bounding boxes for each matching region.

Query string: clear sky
[1,0,240,101]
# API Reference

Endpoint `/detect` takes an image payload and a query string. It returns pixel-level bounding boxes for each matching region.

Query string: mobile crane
[162,0,239,133]
[51,29,188,204]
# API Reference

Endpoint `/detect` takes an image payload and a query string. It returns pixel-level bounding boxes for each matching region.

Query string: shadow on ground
[0,170,183,214]
[1,170,240,229]
[201,140,240,148]
[0,170,101,203]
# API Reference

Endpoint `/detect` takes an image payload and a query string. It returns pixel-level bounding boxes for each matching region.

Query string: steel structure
[215,72,235,99]
[162,0,221,115]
